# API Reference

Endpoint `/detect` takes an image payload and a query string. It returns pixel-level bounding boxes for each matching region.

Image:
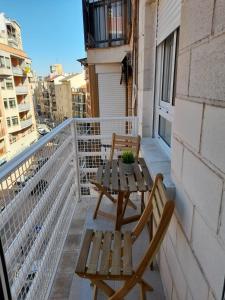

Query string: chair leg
[127,199,137,210]
[93,191,104,219]
[139,280,153,300]
[92,279,115,297]
[93,284,98,300]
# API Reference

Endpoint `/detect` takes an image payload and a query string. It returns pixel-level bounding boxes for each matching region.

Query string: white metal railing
[18,103,30,113]
[20,118,33,129]
[15,86,28,95]
[0,116,138,300]
[12,67,24,76]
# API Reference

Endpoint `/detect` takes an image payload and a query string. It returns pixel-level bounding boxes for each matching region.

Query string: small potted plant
[121,150,135,174]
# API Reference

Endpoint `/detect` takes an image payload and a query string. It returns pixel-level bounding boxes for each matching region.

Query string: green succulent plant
[121,150,135,164]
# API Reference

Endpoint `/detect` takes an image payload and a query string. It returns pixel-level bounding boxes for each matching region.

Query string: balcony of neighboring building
[20,116,33,129]
[82,0,132,49]
[15,84,28,95]
[12,66,24,76]
[17,102,31,112]
[14,74,28,95]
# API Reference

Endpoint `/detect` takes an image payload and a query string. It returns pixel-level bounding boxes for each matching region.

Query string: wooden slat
[139,158,153,189]
[111,231,122,275]
[157,180,168,205]
[103,161,111,189]
[96,165,103,184]
[99,232,113,275]
[118,159,128,191]
[155,187,164,215]
[87,231,103,274]
[115,140,138,147]
[152,196,161,226]
[127,174,137,192]
[123,232,132,276]
[133,160,146,191]
[111,160,119,191]
[114,134,139,141]
[75,229,93,274]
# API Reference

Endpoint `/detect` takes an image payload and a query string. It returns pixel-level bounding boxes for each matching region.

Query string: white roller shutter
[157,0,182,45]
[98,72,126,117]
[98,72,126,147]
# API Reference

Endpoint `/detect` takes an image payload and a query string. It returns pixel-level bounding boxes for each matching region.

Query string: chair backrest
[132,173,174,241]
[109,133,141,161]
[111,174,175,300]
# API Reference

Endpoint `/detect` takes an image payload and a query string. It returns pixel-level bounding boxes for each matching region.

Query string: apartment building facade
[83,1,225,299]
[54,72,86,120]
[0,13,37,163]
[82,0,133,118]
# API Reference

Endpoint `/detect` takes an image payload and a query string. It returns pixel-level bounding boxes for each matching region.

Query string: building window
[0,56,5,68]
[0,79,5,90]
[5,57,11,69]
[11,116,19,126]
[154,29,179,151]
[6,79,13,90]
[4,99,8,109]
[6,117,11,127]
[9,98,16,108]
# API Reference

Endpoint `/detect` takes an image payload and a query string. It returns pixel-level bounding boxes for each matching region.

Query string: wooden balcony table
[91,158,153,230]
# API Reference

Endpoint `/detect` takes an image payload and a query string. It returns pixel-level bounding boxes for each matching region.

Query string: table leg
[115,191,124,231]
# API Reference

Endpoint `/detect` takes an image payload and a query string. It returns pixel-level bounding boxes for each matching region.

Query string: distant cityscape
[0,12,87,166]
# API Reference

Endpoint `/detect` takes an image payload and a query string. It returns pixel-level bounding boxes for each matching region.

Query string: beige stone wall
[136,0,157,137]
[136,0,225,299]
[169,1,225,299]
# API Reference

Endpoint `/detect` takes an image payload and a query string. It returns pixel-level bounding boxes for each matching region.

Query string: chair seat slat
[123,232,132,275]
[75,229,93,274]
[111,231,122,275]
[99,232,113,275]
[87,231,103,274]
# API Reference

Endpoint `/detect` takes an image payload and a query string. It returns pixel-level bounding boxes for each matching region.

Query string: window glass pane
[4,99,8,109]
[0,79,5,89]
[158,115,171,147]
[6,79,13,90]
[5,57,10,69]
[9,98,16,108]
[162,33,174,103]
[6,117,11,127]
[0,56,5,68]
[12,116,18,125]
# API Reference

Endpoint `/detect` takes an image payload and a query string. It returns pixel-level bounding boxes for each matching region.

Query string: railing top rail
[73,116,137,122]
[0,118,73,182]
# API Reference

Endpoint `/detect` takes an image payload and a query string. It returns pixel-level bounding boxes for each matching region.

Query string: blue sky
[0,0,85,76]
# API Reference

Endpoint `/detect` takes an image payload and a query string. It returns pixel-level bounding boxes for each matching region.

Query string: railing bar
[5,156,73,266]
[0,119,72,181]
[10,171,74,298]
[25,185,76,300]
[0,136,72,230]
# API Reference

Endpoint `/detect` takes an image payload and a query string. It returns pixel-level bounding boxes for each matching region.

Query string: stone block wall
[169,0,225,299]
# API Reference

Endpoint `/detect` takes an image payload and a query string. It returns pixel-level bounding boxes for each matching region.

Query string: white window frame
[154,29,178,155]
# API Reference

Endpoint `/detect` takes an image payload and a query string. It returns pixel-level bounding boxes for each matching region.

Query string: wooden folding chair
[75,174,175,300]
[92,133,141,220]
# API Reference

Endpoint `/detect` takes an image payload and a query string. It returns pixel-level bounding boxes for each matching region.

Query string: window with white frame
[154,29,179,151]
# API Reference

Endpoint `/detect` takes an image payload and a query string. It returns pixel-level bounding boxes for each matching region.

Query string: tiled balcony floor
[49,194,165,300]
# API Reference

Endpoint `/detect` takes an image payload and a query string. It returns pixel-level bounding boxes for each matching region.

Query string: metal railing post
[0,239,12,300]
[71,119,81,202]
